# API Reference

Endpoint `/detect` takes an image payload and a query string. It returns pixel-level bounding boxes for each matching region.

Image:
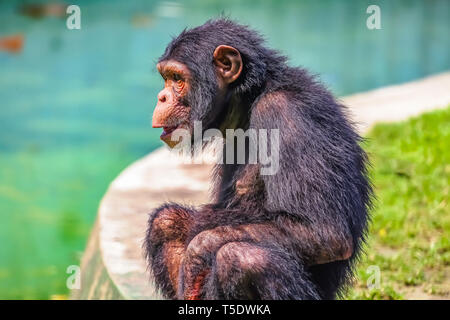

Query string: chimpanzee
[144,18,373,300]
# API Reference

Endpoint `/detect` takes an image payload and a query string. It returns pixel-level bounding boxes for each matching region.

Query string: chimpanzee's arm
[248,90,356,263]
[189,206,353,267]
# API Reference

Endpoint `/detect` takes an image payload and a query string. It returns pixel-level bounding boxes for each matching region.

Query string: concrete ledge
[344,72,450,132]
[70,219,123,299]
[71,71,450,299]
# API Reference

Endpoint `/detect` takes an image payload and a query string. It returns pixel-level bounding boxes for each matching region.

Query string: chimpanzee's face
[152,45,243,148]
[152,60,192,148]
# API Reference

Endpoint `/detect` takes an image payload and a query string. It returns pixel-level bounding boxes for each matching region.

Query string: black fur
[145,18,373,300]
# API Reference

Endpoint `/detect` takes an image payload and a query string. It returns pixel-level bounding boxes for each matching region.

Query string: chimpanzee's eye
[173,73,182,81]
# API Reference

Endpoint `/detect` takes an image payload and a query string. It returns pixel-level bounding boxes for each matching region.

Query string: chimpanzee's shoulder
[252,90,290,114]
[251,88,311,116]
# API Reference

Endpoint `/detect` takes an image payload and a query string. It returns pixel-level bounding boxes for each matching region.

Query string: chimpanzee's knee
[144,203,195,299]
[147,203,193,243]
[215,242,321,300]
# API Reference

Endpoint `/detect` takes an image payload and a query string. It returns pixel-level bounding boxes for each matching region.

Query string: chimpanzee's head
[152,19,271,147]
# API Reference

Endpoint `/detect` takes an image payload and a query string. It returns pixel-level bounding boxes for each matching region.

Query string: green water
[0,0,449,299]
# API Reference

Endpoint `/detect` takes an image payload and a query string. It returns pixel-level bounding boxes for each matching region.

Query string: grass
[346,106,450,299]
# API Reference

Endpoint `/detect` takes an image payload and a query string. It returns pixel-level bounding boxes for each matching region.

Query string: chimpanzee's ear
[213,45,243,84]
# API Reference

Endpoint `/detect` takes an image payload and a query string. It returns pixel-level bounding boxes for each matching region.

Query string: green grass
[346,106,450,299]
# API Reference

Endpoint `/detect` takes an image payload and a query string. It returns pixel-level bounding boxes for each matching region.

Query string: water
[0,0,448,299]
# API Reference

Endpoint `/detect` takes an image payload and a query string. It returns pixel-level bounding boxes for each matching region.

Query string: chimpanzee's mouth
[160,125,179,139]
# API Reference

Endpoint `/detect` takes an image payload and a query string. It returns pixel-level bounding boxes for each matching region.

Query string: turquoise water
[0,0,449,299]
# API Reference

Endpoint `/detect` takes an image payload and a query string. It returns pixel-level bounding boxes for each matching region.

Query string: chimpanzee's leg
[210,242,320,299]
[178,223,321,300]
[144,203,195,299]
